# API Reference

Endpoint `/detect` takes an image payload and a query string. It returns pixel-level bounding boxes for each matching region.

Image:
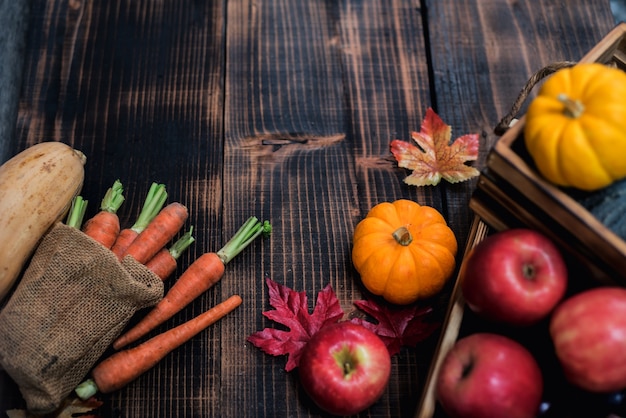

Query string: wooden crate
[415,216,490,418]
[416,23,626,418]
[472,22,626,285]
[416,218,612,417]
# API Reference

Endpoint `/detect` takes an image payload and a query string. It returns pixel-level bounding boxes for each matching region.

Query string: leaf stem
[100,179,125,213]
[131,183,167,233]
[216,216,272,265]
[66,196,88,229]
[168,227,195,260]
[75,378,98,400]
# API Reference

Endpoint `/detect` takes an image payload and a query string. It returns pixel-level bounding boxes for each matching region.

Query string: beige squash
[0,142,86,301]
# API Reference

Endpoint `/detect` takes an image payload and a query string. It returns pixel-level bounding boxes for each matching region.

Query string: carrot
[111,182,167,259]
[111,229,140,260]
[122,201,189,264]
[74,294,242,399]
[65,195,88,229]
[82,180,125,249]
[112,216,271,350]
[145,227,195,280]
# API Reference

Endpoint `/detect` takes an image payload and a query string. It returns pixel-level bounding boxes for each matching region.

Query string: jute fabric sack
[0,222,164,415]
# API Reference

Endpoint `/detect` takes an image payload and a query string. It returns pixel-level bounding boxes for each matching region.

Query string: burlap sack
[0,222,164,415]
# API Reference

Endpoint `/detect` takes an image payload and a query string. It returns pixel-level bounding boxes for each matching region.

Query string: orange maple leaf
[390,108,480,186]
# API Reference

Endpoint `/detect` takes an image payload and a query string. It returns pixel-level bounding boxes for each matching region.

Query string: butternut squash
[0,142,86,301]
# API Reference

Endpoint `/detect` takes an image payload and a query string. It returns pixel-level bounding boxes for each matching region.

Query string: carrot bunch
[111,182,168,259]
[65,181,272,399]
[121,201,189,264]
[112,216,272,350]
[66,182,192,279]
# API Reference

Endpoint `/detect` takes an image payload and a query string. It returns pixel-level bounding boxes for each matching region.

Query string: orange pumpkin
[351,199,457,305]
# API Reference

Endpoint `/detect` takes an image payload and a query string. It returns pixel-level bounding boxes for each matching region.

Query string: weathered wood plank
[426,0,616,244]
[337,0,437,209]
[335,1,440,416]
[0,0,617,417]
[221,0,359,416]
[221,0,436,416]
[423,1,616,416]
[4,1,228,417]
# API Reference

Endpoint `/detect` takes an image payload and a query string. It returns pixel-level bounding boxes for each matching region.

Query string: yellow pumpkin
[524,63,626,191]
[351,199,457,305]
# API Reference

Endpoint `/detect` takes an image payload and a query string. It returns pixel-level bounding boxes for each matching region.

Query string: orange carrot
[74,295,242,399]
[145,227,195,280]
[113,216,271,350]
[111,229,139,260]
[111,183,167,260]
[122,202,189,264]
[82,180,125,249]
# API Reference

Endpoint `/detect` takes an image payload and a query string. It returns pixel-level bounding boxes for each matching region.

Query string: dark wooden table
[0,1,618,417]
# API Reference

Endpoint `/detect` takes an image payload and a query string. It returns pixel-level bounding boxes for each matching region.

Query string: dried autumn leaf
[247,277,344,371]
[350,299,440,356]
[6,396,103,418]
[390,107,480,186]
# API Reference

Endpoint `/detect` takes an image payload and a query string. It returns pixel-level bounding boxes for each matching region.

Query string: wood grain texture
[0,0,616,417]
[425,0,615,244]
[221,1,434,416]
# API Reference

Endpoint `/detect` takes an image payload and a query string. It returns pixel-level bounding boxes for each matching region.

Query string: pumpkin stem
[557,93,585,118]
[392,226,413,246]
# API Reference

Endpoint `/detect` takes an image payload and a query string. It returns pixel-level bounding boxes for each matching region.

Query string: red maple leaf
[247,277,344,371]
[248,279,441,369]
[390,107,479,186]
[350,299,440,356]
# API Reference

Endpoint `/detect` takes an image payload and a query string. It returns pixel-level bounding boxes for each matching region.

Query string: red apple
[461,228,568,326]
[436,332,544,418]
[550,286,626,393]
[298,322,391,416]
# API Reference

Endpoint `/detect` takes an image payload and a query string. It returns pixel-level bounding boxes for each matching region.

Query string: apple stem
[462,360,474,379]
[523,263,536,280]
[392,226,413,246]
[333,346,358,378]
[343,361,353,375]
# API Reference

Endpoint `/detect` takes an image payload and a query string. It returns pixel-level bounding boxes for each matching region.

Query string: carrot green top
[131,182,168,234]
[100,179,125,213]
[66,196,88,229]
[216,216,272,265]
